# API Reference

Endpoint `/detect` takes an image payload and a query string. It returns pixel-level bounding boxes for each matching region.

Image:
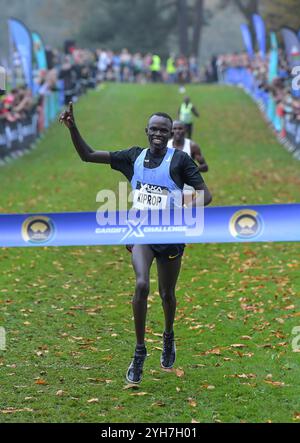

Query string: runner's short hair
[149,112,173,126]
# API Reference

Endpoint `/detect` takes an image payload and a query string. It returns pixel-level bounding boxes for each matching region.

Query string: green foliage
[0,84,299,422]
[79,0,176,55]
[260,0,300,31]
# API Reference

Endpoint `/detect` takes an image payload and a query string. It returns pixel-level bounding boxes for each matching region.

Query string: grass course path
[0,84,299,423]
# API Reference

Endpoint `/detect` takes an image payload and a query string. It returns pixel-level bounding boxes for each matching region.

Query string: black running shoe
[161,331,176,369]
[126,349,147,384]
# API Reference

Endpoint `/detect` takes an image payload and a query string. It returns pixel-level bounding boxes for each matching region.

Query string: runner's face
[173,123,186,142]
[146,116,173,151]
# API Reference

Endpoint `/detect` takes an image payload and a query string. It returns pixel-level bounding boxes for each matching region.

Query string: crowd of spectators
[0,86,35,123]
[0,45,219,159]
[217,51,300,140]
[1,47,215,127]
[95,49,202,84]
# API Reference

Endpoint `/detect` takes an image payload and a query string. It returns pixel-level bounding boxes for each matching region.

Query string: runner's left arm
[191,141,208,173]
[182,154,212,206]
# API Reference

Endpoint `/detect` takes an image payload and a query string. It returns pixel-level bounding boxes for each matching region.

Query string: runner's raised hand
[59,102,76,129]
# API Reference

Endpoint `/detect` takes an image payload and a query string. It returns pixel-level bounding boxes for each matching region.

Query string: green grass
[0,84,299,423]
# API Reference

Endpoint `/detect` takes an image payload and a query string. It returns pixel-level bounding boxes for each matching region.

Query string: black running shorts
[126,244,185,262]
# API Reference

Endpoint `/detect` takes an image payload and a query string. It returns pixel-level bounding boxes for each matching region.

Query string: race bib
[133,183,168,210]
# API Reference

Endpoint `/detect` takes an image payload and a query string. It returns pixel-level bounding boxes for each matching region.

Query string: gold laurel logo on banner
[229,209,263,239]
[22,216,55,244]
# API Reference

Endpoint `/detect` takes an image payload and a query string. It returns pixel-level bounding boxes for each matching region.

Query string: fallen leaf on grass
[87,398,99,403]
[293,412,300,421]
[191,419,200,423]
[202,384,215,390]
[34,379,48,385]
[87,378,112,384]
[149,370,160,375]
[151,401,166,407]
[188,398,197,408]
[1,408,34,414]
[264,380,285,387]
[231,344,247,349]
[123,384,139,390]
[200,347,222,356]
[175,368,185,378]
[225,374,256,379]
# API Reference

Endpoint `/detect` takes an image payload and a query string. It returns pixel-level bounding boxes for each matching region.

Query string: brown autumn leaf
[264,380,285,387]
[1,408,34,414]
[123,384,139,390]
[188,398,197,408]
[236,374,256,379]
[87,378,112,384]
[202,384,215,390]
[34,379,48,385]
[231,344,247,348]
[56,390,65,397]
[191,419,200,423]
[284,305,295,310]
[87,398,99,403]
[201,347,222,356]
[175,368,185,378]
[293,412,300,421]
[151,401,166,407]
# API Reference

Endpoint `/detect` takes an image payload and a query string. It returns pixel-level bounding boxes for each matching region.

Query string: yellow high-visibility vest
[166,57,176,75]
[150,55,161,72]
[180,103,193,124]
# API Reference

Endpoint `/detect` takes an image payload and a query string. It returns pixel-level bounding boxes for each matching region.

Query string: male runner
[178,96,199,139]
[59,103,212,384]
[168,120,208,172]
[168,120,208,205]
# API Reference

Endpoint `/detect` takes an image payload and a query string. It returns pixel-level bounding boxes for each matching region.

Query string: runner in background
[168,120,208,205]
[178,96,199,139]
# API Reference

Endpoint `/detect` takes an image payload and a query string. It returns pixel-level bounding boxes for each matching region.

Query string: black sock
[135,344,147,355]
[164,330,174,338]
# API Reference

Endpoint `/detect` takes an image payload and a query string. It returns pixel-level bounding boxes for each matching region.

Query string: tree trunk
[192,0,204,57]
[177,0,189,56]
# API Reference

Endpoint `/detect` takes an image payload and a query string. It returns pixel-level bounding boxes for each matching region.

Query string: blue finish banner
[0,205,299,248]
[252,14,266,60]
[8,18,33,91]
[281,27,300,69]
[240,24,254,58]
